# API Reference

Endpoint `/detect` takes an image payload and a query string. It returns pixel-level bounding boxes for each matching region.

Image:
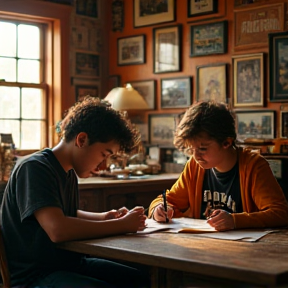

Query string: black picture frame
[153,24,182,74]
[280,111,288,138]
[269,31,288,102]
[160,77,192,109]
[190,20,227,57]
[76,0,99,19]
[232,53,264,107]
[75,52,100,78]
[235,110,276,141]
[112,0,124,32]
[188,0,218,18]
[133,0,175,28]
[117,34,145,66]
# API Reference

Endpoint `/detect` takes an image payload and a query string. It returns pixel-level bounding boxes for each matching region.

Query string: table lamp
[104,83,149,111]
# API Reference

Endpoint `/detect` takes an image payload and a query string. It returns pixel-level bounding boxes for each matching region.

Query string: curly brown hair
[174,101,237,151]
[56,96,140,153]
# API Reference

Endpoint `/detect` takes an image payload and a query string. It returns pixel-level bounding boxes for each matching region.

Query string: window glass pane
[18,59,40,83]
[0,120,19,148]
[0,86,20,118]
[22,88,44,119]
[0,22,16,57]
[21,120,43,149]
[0,58,16,82]
[18,24,40,59]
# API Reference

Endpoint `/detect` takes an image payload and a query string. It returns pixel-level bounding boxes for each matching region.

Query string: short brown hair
[174,101,236,150]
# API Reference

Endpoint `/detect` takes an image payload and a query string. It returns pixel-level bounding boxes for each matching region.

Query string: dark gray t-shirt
[1,149,81,286]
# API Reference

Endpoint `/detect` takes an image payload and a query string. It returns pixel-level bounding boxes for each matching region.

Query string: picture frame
[127,80,156,110]
[149,114,176,146]
[118,34,145,66]
[234,3,284,51]
[232,53,264,107]
[73,78,101,102]
[133,0,175,28]
[112,0,124,32]
[280,111,288,138]
[188,0,217,18]
[161,77,192,109]
[269,31,288,102]
[190,20,227,57]
[235,110,275,141]
[108,75,121,92]
[75,52,100,78]
[76,0,99,19]
[75,84,100,102]
[153,25,181,74]
[266,159,282,179]
[196,63,227,102]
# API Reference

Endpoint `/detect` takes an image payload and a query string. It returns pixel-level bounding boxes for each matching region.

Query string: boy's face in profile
[73,136,120,178]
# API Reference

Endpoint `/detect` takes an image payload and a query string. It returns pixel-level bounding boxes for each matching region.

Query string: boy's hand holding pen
[153,190,174,223]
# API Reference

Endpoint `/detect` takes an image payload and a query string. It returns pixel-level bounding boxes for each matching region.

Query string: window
[0,20,47,150]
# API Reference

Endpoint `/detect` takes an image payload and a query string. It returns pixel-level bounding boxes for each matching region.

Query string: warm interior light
[104,83,149,110]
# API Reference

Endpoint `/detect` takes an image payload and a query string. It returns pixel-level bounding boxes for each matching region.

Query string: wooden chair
[0,226,10,288]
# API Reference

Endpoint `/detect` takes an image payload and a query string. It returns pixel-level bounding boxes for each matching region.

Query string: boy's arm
[34,206,145,243]
[77,206,129,221]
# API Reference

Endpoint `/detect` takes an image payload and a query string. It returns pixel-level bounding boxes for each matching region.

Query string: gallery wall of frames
[107,0,288,147]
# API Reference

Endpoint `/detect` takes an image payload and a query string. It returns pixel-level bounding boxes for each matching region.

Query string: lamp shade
[104,84,149,110]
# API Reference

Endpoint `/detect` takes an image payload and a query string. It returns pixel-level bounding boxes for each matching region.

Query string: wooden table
[57,229,288,288]
[78,173,180,212]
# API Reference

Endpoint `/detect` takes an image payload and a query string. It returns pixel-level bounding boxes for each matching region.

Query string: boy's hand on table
[206,209,235,231]
[123,206,147,232]
[104,207,129,220]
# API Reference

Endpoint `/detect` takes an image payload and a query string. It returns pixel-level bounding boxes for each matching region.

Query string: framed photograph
[190,20,227,57]
[280,111,288,138]
[235,110,275,141]
[234,3,284,51]
[76,0,99,19]
[266,159,282,179]
[73,78,101,102]
[112,0,124,32]
[75,52,100,78]
[161,77,192,109]
[232,53,264,107]
[108,75,121,91]
[149,114,176,146]
[127,80,156,110]
[269,31,288,102]
[118,35,145,66]
[196,63,227,102]
[75,84,100,102]
[188,0,217,17]
[133,0,175,28]
[153,25,181,74]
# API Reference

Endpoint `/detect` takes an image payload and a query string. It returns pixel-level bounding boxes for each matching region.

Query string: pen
[162,190,169,223]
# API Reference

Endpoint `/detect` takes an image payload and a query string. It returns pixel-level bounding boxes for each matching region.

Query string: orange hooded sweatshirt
[148,148,288,229]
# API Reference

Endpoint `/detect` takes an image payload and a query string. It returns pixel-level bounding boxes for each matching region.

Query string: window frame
[0,0,72,150]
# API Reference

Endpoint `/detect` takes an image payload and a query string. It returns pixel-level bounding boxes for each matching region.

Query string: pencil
[162,190,169,223]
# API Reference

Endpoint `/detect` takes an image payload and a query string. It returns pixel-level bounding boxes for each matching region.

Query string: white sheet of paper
[138,218,277,242]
